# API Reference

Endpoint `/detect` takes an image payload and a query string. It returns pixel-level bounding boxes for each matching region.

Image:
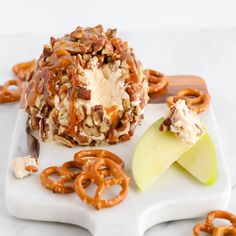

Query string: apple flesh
[132,118,218,192]
[132,118,194,191]
[177,132,217,185]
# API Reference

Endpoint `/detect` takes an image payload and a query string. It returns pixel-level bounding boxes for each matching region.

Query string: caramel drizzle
[105,105,119,127]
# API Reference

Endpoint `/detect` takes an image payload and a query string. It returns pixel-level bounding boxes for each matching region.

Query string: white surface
[0,28,236,235]
[0,0,236,34]
[5,104,230,236]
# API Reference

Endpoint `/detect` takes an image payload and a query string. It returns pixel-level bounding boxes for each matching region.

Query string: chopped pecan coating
[25,25,149,146]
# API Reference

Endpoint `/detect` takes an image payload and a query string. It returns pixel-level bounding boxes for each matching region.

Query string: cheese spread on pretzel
[12,155,39,179]
[160,99,203,144]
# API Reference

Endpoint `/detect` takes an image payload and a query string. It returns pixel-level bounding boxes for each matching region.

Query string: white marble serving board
[5,104,231,236]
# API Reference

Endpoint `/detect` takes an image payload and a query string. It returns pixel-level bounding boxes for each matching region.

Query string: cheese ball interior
[25,25,149,147]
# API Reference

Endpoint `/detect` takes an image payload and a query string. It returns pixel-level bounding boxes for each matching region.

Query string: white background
[0,0,236,34]
[1,1,236,236]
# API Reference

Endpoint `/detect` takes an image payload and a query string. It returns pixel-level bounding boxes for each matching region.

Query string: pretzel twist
[206,210,236,228]
[193,223,214,236]
[40,161,84,193]
[213,226,236,236]
[0,79,23,103]
[74,158,129,210]
[74,149,124,169]
[12,59,36,81]
[166,88,210,114]
[193,210,236,236]
[144,69,168,94]
[40,149,129,210]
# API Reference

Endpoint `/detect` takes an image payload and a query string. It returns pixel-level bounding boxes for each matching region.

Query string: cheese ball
[25,25,149,147]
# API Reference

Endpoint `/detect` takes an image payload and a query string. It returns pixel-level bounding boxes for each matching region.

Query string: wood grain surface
[148,75,208,104]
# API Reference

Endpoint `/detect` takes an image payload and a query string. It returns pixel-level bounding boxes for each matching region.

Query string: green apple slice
[177,132,217,185]
[132,118,195,191]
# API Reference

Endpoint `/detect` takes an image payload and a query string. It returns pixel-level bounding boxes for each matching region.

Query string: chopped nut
[93,38,106,54]
[85,115,94,127]
[64,42,88,54]
[48,109,59,126]
[29,107,39,116]
[107,128,118,143]
[100,118,110,133]
[54,135,74,148]
[119,133,131,142]
[97,54,105,66]
[43,45,52,57]
[58,108,69,126]
[61,75,70,84]
[76,106,84,123]
[58,125,69,135]
[70,26,84,40]
[76,86,91,100]
[106,28,117,39]
[126,86,136,102]
[159,117,172,132]
[76,134,90,145]
[122,99,131,111]
[102,40,114,56]
[134,106,142,116]
[83,125,99,136]
[29,117,39,130]
[76,54,85,68]
[39,118,48,141]
[39,104,49,118]
[50,37,56,47]
[91,105,103,125]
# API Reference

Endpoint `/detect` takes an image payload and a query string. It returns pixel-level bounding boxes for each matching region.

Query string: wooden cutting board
[5,75,230,236]
[149,75,208,104]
